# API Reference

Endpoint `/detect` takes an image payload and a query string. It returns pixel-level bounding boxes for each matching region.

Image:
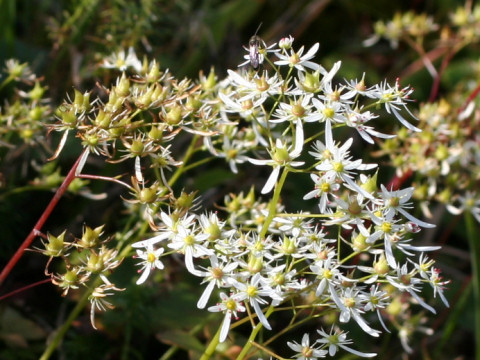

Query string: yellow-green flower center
[323,107,335,119]
[289,53,300,65]
[273,147,290,164]
[184,234,195,246]
[344,297,356,308]
[323,269,333,279]
[212,267,224,279]
[225,298,237,311]
[246,285,258,298]
[292,103,305,117]
[147,252,156,263]
[381,222,392,233]
[302,347,313,357]
[332,161,344,172]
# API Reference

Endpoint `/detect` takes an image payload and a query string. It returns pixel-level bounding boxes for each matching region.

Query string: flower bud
[116,73,130,97]
[73,89,91,114]
[79,225,104,248]
[43,231,67,257]
[202,68,216,91]
[28,81,46,101]
[164,105,183,125]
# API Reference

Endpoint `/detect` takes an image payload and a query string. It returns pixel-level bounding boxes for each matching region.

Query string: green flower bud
[116,73,130,97]
[73,89,90,114]
[44,231,67,257]
[301,71,320,92]
[352,232,369,251]
[130,140,144,156]
[164,105,183,125]
[28,82,46,101]
[202,68,216,90]
[79,225,104,248]
[86,252,104,273]
[148,125,164,141]
[273,146,289,164]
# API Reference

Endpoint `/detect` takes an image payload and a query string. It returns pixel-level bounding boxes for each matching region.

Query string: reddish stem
[0,278,52,301]
[387,168,413,190]
[458,83,480,115]
[0,149,87,287]
[428,47,455,103]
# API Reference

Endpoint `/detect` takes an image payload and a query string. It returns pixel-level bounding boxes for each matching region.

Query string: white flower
[371,79,421,132]
[310,258,351,313]
[275,43,321,71]
[226,70,283,102]
[134,245,165,285]
[208,292,246,342]
[427,267,450,307]
[217,135,250,174]
[233,273,282,330]
[131,211,195,248]
[344,109,395,145]
[342,74,376,99]
[219,91,266,117]
[273,212,313,238]
[386,263,436,314]
[359,284,391,332]
[303,173,340,213]
[316,328,376,358]
[287,333,327,359]
[366,210,403,267]
[338,286,381,337]
[446,191,480,222]
[249,138,305,194]
[379,184,435,228]
[195,255,239,309]
[167,224,212,276]
[102,47,142,72]
[310,98,348,124]
[278,35,294,49]
[314,120,377,199]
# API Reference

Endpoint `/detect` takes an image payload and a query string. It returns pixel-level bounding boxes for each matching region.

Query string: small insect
[248,23,266,70]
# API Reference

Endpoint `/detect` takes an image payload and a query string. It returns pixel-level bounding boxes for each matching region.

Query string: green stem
[39,232,136,360]
[168,135,199,187]
[259,168,289,239]
[39,285,93,360]
[465,212,480,360]
[235,305,275,360]
[200,170,288,360]
[199,321,222,360]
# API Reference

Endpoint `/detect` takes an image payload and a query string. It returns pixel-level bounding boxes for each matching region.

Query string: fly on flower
[248,23,266,69]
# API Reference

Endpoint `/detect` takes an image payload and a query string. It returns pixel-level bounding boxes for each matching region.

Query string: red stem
[0,278,52,301]
[387,168,413,191]
[0,149,87,287]
[458,83,480,115]
[428,48,455,103]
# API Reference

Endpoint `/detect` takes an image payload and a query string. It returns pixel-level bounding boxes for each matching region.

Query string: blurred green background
[0,0,475,359]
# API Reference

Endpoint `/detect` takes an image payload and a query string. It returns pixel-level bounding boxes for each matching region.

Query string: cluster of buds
[37,225,123,328]
[0,60,51,148]
[367,2,480,224]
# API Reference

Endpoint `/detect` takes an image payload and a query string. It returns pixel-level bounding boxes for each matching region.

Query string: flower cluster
[367,3,480,225]
[38,225,124,328]
[9,29,448,358]
[105,36,449,357]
